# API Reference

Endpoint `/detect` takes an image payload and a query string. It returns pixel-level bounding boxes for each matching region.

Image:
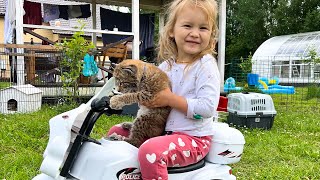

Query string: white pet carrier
[227,92,276,129]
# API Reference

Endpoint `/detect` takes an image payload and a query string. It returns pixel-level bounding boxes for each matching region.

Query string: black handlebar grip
[91,96,111,112]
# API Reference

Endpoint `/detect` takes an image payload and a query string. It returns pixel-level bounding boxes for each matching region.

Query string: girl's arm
[144,57,220,118]
[141,60,188,113]
[146,88,188,114]
[185,60,220,119]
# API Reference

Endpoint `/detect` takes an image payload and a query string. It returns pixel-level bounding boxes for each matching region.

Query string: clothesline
[26,0,89,5]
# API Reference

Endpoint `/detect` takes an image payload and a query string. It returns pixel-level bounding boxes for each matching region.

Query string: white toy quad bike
[33,78,245,180]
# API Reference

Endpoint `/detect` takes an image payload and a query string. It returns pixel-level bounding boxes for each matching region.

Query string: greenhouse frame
[252,31,320,83]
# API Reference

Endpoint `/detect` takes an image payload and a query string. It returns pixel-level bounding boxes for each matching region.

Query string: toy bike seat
[167,159,205,174]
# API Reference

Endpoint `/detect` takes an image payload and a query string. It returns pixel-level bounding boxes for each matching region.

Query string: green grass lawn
[0,82,11,90]
[232,106,320,179]
[0,103,319,179]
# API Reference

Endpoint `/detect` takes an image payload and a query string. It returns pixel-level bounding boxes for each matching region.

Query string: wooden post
[26,50,36,83]
[218,0,226,91]
[16,0,25,85]
[92,0,97,45]
[132,0,140,60]
[159,11,165,35]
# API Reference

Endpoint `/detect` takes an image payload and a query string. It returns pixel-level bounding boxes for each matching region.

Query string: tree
[225,0,320,61]
[270,0,320,36]
[56,23,95,102]
[303,48,320,99]
[226,0,268,60]
[303,10,320,32]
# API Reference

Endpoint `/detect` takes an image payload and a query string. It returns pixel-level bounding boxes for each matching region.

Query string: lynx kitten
[109,59,171,147]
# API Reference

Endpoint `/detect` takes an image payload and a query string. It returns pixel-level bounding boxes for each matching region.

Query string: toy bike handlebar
[91,96,111,112]
[60,96,119,178]
[91,95,123,116]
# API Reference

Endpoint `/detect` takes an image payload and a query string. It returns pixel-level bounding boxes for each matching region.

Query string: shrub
[306,84,320,100]
[56,23,95,102]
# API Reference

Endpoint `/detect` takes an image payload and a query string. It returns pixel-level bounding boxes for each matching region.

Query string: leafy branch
[239,52,253,74]
[56,23,95,102]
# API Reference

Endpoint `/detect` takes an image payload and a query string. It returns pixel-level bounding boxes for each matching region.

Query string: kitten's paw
[108,133,125,141]
[121,122,133,130]
[110,96,125,110]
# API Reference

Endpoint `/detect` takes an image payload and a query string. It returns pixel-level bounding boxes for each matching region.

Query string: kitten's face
[113,64,139,93]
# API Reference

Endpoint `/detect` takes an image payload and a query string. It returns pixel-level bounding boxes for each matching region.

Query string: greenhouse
[252,31,320,83]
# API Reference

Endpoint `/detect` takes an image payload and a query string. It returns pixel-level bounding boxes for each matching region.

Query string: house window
[279,61,289,78]
[272,61,282,77]
[7,99,17,111]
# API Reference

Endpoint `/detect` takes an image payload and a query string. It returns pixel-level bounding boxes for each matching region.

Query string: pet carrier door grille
[250,99,267,111]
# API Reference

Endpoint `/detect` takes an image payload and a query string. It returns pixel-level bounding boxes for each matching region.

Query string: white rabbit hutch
[0,84,42,114]
[252,31,320,84]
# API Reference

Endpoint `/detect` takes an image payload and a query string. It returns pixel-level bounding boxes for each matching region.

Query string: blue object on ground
[224,77,243,92]
[257,76,295,94]
[261,88,295,94]
[247,73,259,86]
[263,85,295,94]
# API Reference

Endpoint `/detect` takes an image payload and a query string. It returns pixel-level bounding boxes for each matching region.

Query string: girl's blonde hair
[157,0,219,64]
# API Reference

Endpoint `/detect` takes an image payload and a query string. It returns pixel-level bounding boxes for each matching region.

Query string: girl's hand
[141,88,173,108]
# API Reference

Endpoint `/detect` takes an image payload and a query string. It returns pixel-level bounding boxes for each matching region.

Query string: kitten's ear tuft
[122,64,137,75]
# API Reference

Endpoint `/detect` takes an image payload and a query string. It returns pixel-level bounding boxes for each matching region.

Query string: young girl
[107,0,220,179]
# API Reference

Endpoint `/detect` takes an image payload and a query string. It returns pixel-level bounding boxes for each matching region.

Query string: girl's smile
[170,4,212,62]
[185,40,200,45]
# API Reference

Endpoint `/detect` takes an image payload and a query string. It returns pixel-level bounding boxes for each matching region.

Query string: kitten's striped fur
[109,59,171,147]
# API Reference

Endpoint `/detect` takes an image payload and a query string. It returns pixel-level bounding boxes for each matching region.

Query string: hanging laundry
[68,5,82,19]
[43,4,60,23]
[59,5,69,20]
[100,8,155,57]
[82,53,98,77]
[4,0,16,44]
[23,0,42,25]
[79,4,91,18]
[0,58,6,71]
